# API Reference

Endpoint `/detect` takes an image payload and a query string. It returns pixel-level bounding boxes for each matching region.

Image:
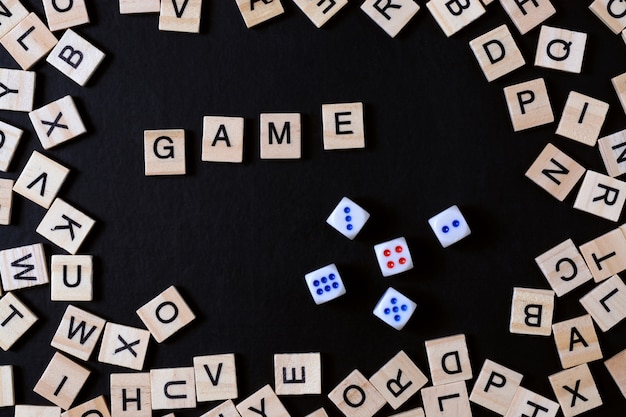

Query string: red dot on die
[399,257,406,265]
[395,246,403,253]
[387,261,395,269]
[384,249,391,257]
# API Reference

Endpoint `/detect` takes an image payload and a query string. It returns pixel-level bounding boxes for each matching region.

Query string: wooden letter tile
[361,0,420,38]
[36,198,95,254]
[120,0,161,14]
[97,322,151,370]
[235,0,284,28]
[574,170,626,222]
[556,92,609,146]
[144,129,186,176]
[33,352,90,410]
[548,364,602,417]
[469,359,523,415]
[159,0,203,33]
[29,96,86,149]
[42,0,89,32]
[605,348,626,398]
[0,292,37,350]
[0,0,28,38]
[201,400,242,417]
[50,305,106,361]
[589,0,626,34]
[46,29,105,86]
[599,129,626,177]
[1,13,58,70]
[0,365,14,407]
[328,370,385,417]
[194,353,238,402]
[534,26,587,73]
[504,387,559,417]
[525,143,585,202]
[237,385,291,417]
[274,352,321,395]
[425,334,472,385]
[51,255,93,301]
[552,314,602,369]
[509,287,555,336]
[322,103,365,150]
[612,71,626,115]
[13,151,70,208]
[387,407,424,417]
[580,275,626,332]
[0,120,23,171]
[202,116,244,163]
[499,0,555,34]
[136,285,195,343]
[0,243,49,291]
[150,367,197,410]
[0,178,14,225]
[535,239,593,297]
[304,408,329,417]
[110,372,152,417]
[469,24,525,82]
[426,0,486,37]
[369,350,428,409]
[292,0,347,28]
[504,78,554,131]
[0,68,36,112]
[14,405,61,417]
[260,113,301,159]
[65,396,111,417]
[579,228,626,283]
[421,381,471,417]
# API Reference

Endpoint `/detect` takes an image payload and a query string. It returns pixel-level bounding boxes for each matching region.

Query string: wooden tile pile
[3,0,626,417]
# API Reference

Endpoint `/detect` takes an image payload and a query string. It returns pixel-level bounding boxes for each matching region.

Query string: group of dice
[304,197,471,330]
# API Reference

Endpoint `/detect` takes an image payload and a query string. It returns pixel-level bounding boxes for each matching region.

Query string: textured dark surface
[2,1,626,416]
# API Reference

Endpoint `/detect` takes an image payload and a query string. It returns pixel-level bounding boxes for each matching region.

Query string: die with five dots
[373,287,417,330]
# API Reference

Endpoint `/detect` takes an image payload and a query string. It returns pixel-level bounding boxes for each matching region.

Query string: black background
[2,1,626,416]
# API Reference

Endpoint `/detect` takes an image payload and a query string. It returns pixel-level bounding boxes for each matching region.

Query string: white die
[373,287,417,330]
[326,197,370,240]
[304,263,346,305]
[428,205,471,248]
[374,237,414,277]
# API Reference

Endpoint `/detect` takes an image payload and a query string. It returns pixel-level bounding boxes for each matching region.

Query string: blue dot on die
[391,298,397,304]
[401,304,408,311]
[313,280,320,287]
[316,289,323,295]
[384,308,391,315]
[329,274,335,280]
[344,207,351,213]
[321,277,327,284]
[394,315,401,322]
[453,220,460,227]
[393,306,399,313]
[332,282,339,289]
[325,285,331,292]
[442,225,450,233]
[346,224,353,231]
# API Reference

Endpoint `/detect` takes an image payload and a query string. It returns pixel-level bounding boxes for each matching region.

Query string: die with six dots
[373,287,417,330]
[374,237,414,277]
[428,205,471,248]
[305,263,346,305]
[326,197,370,240]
